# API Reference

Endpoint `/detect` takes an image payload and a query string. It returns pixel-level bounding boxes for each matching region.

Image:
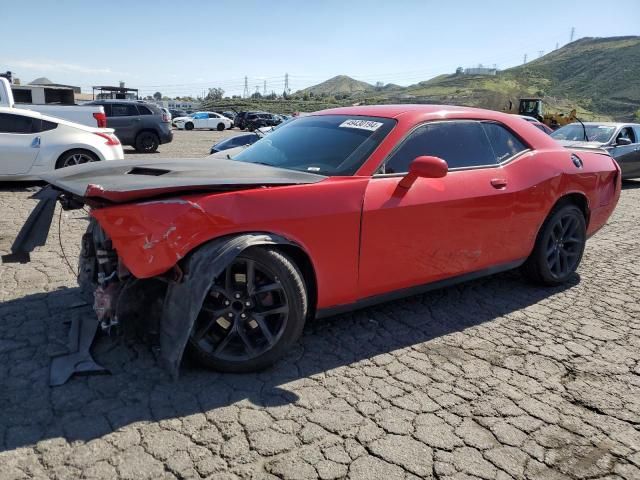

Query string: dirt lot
[0,131,639,479]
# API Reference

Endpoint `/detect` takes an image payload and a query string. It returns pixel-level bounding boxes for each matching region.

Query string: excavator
[510,98,577,130]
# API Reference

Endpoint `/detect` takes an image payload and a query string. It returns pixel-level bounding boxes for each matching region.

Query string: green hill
[299,75,374,96]
[369,36,640,121]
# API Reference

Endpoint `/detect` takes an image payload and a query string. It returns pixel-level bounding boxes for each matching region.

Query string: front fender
[159,233,295,377]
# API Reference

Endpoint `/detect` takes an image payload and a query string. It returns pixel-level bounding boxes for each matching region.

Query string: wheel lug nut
[228,313,234,318]
[234,293,241,299]
[224,300,230,306]
[240,313,247,319]
[245,301,251,307]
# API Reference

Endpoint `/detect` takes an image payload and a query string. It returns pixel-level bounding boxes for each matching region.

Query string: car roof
[563,122,638,127]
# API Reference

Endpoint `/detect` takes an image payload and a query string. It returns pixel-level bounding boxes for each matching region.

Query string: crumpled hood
[39,158,326,203]
[556,140,607,150]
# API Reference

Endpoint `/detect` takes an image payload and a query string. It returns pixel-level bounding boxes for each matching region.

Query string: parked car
[160,107,172,121]
[0,77,106,128]
[173,112,233,131]
[169,109,188,119]
[0,106,123,180]
[245,113,283,131]
[518,115,554,134]
[85,100,172,153]
[210,133,260,154]
[221,111,236,121]
[234,111,265,130]
[7,105,621,377]
[551,122,640,179]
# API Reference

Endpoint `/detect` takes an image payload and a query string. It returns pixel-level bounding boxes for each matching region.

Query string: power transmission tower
[263,80,267,95]
[538,50,544,58]
[284,73,290,95]
[243,76,249,98]
[523,53,528,64]
[570,27,575,42]
[555,42,559,50]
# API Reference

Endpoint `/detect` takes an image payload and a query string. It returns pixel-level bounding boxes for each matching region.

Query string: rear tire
[217,123,225,131]
[55,149,99,169]
[522,204,586,285]
[134,131,159,153]
[187,248,307,373]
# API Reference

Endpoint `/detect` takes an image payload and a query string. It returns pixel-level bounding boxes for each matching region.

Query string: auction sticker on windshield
[339,119,383,131]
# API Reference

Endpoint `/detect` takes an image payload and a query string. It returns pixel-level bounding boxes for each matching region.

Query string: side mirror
[398,156,448,189]
[616,137,632,146]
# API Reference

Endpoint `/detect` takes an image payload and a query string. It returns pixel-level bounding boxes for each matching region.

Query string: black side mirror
[616,137,632,146]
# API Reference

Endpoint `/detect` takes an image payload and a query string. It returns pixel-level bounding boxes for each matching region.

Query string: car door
[191,113,206,129]
[613,126,640,179]
[0,112,42,175]
[107,103,140,144]
[358,120,525,299]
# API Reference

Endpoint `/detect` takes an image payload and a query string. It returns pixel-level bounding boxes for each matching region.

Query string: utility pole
[523,53,527,64]
[570,27,575,42]
[243,76,249,98]
[263,80,267,95]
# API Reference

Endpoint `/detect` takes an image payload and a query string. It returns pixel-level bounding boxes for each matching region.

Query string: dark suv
[234,111,265,130]
[86,100,173,153]
[245,113,283,131]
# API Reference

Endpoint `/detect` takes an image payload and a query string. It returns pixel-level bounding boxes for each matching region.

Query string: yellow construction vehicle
[514,98,577,130]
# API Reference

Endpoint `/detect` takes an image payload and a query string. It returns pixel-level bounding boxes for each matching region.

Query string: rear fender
[159,232,295,378]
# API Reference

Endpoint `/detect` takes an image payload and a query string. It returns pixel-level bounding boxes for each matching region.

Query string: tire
[185,122,194,131]
[217,123,225,131]
[134,131,159,153]
[187,247,307,373]
[55,149,99,169]
[239,125,245,131]
[521,204,586,285]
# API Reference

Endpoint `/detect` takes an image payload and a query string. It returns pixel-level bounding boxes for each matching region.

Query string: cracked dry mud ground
[0,181,639,480]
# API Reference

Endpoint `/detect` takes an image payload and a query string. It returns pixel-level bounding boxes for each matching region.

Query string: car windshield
[551,124,616,143]
[231,115,396,175]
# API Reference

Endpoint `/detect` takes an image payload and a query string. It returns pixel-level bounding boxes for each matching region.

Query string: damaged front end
[3,159,324,385]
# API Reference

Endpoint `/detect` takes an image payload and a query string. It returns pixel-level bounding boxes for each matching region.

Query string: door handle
[31,136,41,148]
[490,178,507,189]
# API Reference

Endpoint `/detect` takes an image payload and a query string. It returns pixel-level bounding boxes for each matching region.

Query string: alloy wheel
[62,152,96,167]
[190,258,289,362]
[545,212,584,278]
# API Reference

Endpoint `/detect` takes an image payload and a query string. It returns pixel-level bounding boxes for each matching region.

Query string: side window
[617,127,636,143]
[0,113,36,133]
[208,113,218,118]
[481,122,527,162]
[138,105,153,115]
[383,121,496,174]
[634,126,640,143]
[111,104,133,116]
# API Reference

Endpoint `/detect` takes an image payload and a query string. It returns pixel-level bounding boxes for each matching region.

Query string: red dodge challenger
[5,105,621,380]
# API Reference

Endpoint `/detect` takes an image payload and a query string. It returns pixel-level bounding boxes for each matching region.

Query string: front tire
[134,131,159,153]
[187,248,307,373]
[522,204,586,285]
[185,122,194,131]
[217,123,225,131]
[56,149,99,169]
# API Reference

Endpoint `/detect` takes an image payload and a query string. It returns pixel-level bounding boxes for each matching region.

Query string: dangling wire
[58,207,77,276]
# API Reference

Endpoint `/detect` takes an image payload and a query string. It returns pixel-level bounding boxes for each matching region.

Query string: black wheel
[217,122,225,131]
[185,122,194,131]
[522,204,586,285]
[239,125,245,130]
[188,248,307,372]
[134,131,159,153]
[56,149,99,169]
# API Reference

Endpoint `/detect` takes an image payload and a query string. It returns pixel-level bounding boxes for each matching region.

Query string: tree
[635,109,640,122]
[153,91,162,100]
[205,87,224,101]
[251,91,262,99]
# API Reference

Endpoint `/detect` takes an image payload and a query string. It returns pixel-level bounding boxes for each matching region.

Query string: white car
[0,107,124,180]
[173,112,233,131]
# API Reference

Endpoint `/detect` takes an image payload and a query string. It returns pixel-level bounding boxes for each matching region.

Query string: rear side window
[383,121,497,173]
[481,122,527,162]
[110,104,139,116]
[138,105,153,115]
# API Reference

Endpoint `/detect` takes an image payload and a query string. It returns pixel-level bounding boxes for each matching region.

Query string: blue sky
[3,0,638,98]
